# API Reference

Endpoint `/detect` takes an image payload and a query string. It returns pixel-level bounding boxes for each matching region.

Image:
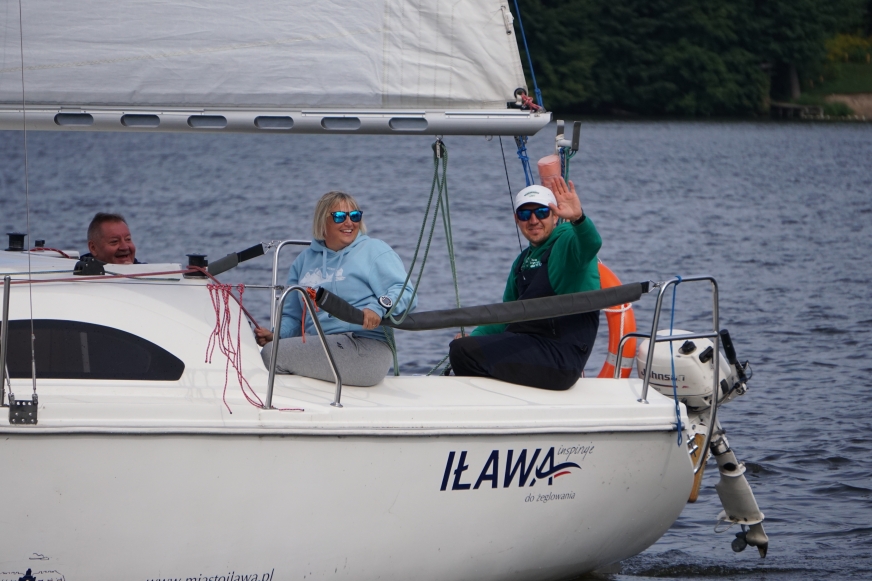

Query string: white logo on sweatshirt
[299,268,346,287]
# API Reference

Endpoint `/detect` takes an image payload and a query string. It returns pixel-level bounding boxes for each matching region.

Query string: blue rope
[515,136,535,187]
[669,275,684,445]
[511,0,543,109]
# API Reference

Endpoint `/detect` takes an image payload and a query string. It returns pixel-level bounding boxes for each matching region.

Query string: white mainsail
[0,0,550,134]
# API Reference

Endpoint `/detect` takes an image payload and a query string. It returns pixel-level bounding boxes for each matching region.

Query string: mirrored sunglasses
[515,207,551,221]
[331,210,363,223]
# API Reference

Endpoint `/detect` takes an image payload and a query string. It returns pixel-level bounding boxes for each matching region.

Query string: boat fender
[597,262,637,378]
[537,154,561,186]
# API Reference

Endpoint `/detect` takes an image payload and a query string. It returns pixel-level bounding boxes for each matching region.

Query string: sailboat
[0,1,767,579]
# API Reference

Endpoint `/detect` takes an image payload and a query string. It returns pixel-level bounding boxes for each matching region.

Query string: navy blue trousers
[448,330,594,391]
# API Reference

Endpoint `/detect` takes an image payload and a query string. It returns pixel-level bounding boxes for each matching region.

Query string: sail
[0,0,550,134]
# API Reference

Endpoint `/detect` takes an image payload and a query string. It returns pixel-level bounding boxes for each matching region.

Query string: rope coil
[206,282,302,414]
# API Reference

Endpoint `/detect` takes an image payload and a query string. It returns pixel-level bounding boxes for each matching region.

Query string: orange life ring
[597,262,637,378]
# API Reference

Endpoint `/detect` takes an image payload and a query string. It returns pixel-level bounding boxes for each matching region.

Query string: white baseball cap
[513,185,556,211]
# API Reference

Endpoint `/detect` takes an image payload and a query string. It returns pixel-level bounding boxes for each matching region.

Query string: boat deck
[1,253,685,436]
[2,373,685,435]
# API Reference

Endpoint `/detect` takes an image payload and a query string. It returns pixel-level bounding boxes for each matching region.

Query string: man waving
[448,177,601,390]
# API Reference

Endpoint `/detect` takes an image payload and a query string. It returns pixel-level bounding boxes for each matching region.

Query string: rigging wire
[17,0,37,399]
[499,136,524,253]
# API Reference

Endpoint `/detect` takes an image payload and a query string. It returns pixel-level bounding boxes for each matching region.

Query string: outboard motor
[636,328,767,557]
[635,329,752,411]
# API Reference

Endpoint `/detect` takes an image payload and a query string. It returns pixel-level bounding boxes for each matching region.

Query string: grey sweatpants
[261,332,393,387]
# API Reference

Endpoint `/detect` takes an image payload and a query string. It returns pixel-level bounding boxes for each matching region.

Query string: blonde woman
[256,191,416,386]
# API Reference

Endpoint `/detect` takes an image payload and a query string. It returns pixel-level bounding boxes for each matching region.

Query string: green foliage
[794,94,854,115]
[866,0,872,35]
[804,63,872,94]
[512,0,868,116]
[826,34,872,63]
[823,101,855,115]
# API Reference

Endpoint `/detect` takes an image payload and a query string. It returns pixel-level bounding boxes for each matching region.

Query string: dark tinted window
[5,319,184,381]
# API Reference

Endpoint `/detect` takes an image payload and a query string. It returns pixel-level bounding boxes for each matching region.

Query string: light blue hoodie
[278,234,417,342]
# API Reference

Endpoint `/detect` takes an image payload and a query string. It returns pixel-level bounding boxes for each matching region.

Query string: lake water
[1,121,871,580]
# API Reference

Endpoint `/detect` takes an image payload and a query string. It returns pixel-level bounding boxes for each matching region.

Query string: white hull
[0,254,693,580]
[2,429,690,581]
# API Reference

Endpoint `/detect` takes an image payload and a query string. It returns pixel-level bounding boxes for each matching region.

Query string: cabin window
[4,320,184,381]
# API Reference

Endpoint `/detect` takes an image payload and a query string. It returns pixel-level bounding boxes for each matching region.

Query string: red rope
[205,282,302,414]
[299,286,318,343]
[520,94,542,111]
[29,247,72,258]
[189,266,260,328]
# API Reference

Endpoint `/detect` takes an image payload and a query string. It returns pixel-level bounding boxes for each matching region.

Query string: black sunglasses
[330,210,363,223]
[516,207,551,221]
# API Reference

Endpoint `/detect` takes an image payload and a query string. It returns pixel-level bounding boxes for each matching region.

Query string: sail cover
[0,0,548,134]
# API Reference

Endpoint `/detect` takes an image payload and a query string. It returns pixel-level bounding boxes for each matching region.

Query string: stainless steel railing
[1,275,10,407]
[266,285,343,409]
[613,276,720,474]
[269,239,311,331]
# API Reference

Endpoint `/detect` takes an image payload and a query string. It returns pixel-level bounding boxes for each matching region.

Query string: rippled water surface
[1,121,871,579]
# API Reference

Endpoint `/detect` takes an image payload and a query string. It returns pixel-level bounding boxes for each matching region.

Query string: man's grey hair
[312,191,367,241]
[87,212,128,243]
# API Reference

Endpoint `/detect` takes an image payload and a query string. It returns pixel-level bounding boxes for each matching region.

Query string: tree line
[513,0,871,115]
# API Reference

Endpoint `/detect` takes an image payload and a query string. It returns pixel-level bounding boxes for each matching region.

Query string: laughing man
[82,212,142,264]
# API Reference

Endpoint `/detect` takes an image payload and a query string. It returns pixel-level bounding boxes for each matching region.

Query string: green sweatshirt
[472,217,602,336]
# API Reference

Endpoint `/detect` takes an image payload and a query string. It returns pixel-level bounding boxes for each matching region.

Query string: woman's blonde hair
[312,190,367,241]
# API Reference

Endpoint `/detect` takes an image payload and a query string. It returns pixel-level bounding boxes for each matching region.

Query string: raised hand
[547,177,583,222]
